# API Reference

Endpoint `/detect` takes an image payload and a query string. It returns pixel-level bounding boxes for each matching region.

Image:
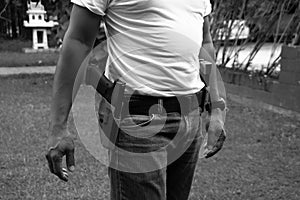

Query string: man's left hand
[204,117,226,158]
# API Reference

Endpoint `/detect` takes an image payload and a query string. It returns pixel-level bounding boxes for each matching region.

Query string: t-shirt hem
[71,0,106,16]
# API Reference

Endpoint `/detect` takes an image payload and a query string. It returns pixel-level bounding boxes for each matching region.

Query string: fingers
[46,149,69,182]
[205,145,221,158]
[52,150,69,181]
[46,136,76,182]
[62,168,69,179]
[205,130,226,159]
[66,148,75,172]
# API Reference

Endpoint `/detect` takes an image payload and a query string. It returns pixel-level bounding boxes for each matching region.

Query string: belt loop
[188,96,192,114]
[178,96,185,115]
[158,99,163,113]
[120,99,127,120]
[186,96,192,115]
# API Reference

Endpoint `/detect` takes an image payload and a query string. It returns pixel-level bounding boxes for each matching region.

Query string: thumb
[66,148,75,172]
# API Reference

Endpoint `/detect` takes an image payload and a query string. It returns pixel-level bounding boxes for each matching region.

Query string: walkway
[0,66,55,76]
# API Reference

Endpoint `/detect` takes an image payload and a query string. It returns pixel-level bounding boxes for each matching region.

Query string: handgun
[98,80,125,149]
[85,66,126,149]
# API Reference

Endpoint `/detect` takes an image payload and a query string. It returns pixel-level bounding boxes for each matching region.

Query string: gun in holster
[90,60,224,150]
[92,73,126,150]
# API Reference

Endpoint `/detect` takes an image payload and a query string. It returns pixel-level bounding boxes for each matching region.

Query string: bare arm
[46,5,101,181]
[199,17,216,61]
[199,17,227,158]
[199,17,226,124]
[51,5,101,133]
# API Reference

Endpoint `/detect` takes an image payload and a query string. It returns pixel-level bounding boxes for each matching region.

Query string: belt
[121,90,207,116]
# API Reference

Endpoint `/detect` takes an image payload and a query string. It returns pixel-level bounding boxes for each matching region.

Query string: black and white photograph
[0,0,299,199]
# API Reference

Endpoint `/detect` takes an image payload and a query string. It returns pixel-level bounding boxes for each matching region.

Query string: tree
[0,0,30,39]
[211,0,300,77]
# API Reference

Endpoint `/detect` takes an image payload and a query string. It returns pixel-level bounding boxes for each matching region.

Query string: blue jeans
[99,94,203,200]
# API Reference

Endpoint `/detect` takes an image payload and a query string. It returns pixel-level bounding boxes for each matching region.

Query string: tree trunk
[9,2,17,38]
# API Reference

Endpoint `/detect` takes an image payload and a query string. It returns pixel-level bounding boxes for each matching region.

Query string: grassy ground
[0,39,32,52]
[0,75,299,200]
[0,39,59,67]
[0,52,59,67]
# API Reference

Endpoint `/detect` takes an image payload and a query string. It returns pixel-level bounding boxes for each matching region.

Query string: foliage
[0,0,29,38]
[211,0,300,77]
[46,0,73,47]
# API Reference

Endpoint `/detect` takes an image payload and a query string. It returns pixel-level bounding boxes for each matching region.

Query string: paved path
[0,66,55,76]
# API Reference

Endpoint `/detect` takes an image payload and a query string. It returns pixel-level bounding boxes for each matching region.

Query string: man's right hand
[46,129,75,182]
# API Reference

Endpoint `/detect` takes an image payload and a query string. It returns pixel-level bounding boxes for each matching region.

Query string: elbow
[64,28,96,51]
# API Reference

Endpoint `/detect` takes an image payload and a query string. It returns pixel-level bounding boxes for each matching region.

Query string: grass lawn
[0,75,299,199]
[0,51,59,67]
[0,39,59,67]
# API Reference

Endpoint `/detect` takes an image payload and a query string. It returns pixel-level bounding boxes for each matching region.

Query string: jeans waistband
[121,90,206,116]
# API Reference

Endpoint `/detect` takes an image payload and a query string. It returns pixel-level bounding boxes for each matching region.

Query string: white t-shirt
[72,0,212,96]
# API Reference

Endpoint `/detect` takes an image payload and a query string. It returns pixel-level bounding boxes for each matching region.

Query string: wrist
[210,108,225,126]
[211,98,227,111]
[48,124,73,150]
[50,124,68,137]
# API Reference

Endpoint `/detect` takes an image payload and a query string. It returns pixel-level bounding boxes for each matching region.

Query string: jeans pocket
[119,114,166,140]
[120,114,155,128]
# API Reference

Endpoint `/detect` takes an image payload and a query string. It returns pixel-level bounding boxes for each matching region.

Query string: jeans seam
[116,151,123,200]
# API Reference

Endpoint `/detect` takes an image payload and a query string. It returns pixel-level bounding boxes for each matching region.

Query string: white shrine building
[24,1,58,50]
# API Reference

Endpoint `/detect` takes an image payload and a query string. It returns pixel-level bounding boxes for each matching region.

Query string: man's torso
[72,0,212,96]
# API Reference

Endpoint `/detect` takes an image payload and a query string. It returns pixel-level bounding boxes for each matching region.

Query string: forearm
[50,36,93,134]
[49,5,101,138]
[199,42,220,100]
[200,42,226,123]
